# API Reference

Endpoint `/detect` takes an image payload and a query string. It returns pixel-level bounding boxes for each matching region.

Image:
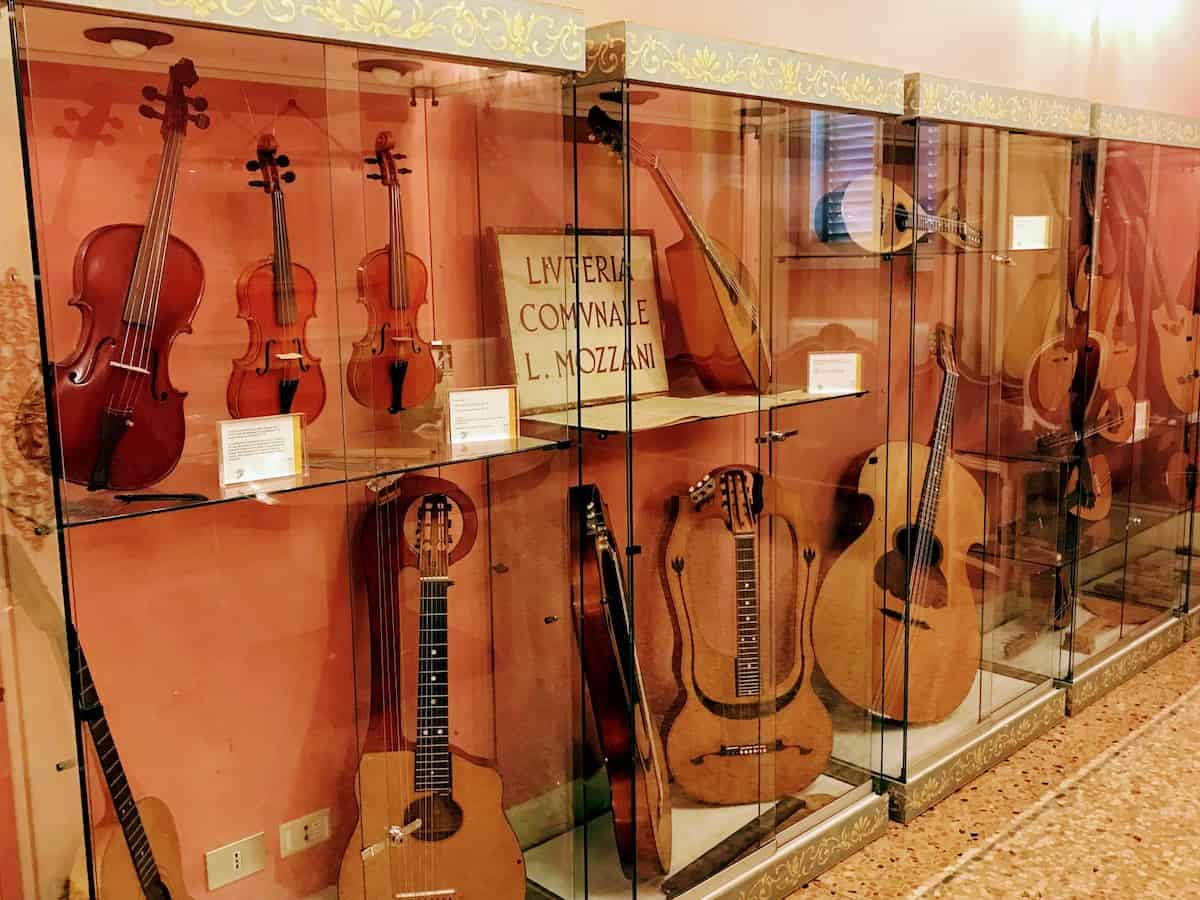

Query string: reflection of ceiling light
[83,27,173,58]
[355,58,423,86]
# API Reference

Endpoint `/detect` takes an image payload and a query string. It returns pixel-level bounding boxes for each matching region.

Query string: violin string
[136,126,185,384]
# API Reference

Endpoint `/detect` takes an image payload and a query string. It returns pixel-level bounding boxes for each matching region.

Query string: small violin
[54,59,208,491]
[227,134,325,422]
[347,131,436,414]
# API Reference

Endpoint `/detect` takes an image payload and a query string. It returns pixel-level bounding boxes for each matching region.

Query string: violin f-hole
[256,338,275,375]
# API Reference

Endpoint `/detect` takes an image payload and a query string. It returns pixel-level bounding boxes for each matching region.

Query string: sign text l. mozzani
[494,230,666,412]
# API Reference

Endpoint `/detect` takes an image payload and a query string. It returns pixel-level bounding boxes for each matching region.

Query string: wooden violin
[816,174,983,254]
[53,59,207,491]
[569,484,670,877]
[339,477,525,900]
[227,134,325,422]
[814,326,984,723]
[348,131,437,414]
[662,465,831,806]
[587,106,769,392]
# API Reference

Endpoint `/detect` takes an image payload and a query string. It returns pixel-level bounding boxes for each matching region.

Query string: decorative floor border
[710,793,889,900]
[885,688,1067,825]
[1184,606,1200,643]
[1064,617,1185,716]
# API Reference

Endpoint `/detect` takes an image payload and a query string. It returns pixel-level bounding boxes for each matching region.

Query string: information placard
[218,413,305,486]
[807,351,862,395]
[448,386,518,445]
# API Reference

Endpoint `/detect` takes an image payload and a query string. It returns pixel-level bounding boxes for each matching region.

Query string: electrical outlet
[280,808,332,858]
[205,832,266,890]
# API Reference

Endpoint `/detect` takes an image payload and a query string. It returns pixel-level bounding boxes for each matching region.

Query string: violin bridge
[274,352,304,360]
[109,361,151,375]
[390,336,417,344]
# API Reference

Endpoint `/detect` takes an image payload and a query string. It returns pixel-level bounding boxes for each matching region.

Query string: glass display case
[1,1,585,898]
[526,21,897,898]
[879,75,1092,820]
[1059,106,1200,702]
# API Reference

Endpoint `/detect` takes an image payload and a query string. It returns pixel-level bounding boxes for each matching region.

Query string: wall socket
[205,832,266,890]
[280,808,332,858]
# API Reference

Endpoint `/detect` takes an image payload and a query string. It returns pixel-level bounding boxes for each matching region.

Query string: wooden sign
[491,228,667,413]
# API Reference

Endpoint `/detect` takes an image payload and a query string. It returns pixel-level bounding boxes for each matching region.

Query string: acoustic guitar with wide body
[587,105,769,393]
[814,326,984,723]
[67,631,192,900]
[339,481,525,900]
[570,484,670,877]
[663,465,831,806]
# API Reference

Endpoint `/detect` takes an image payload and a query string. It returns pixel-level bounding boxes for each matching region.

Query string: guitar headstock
[931,324,959,378]
[416,492,452,578]
[688,474,717,510]
[586,105,655,170]
[365,130,412,186]
[246,133,294,193]
[584,497,613,554]
[719,468,760,536]
[138,57,208,137]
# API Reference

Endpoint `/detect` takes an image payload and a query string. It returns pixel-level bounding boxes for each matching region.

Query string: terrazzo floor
[793,638,1200,899]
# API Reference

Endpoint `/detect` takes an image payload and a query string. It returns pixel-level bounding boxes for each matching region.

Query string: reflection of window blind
[813,111,877,242]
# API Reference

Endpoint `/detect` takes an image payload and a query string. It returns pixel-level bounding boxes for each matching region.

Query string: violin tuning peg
[138,104,163,120]
[281,171,296,183]
[190,113,210,129]
[364,156,379,164]
[141,86,164,102]
[398,167,413,175]
[248,180,267,188]
[366,173,382,180]
[276,154,291,168]
[395,152,408,160]
[246,160,260,172]
[189,96,209,112]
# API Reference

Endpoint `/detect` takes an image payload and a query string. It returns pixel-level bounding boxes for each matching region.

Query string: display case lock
[756,429,797,444]
[990,254,1016,266]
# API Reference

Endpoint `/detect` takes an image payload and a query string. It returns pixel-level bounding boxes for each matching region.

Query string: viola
[347,131,436,414]
[53,59,207,491]
[227,134,325,422]
[587,106,769,392]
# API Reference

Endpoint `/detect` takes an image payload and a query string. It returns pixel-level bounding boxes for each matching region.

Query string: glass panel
[889,120,1071,778]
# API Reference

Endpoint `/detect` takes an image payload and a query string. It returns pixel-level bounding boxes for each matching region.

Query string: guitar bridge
[360,820,423,860]
[394,892,456,899]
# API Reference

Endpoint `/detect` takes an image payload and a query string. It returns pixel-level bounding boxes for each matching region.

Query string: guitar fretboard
[75,641,162,894]
[913,367,959,582]
[414,577,451,793]
[734,534,760,697]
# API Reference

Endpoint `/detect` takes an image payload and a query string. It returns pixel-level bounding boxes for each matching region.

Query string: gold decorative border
[1092,103,1200,149]
[888,690,1066,824]
[60,0,586,71]
[718,794,889,900]
[583,21,903,115]
[1066,618,1185,715]
[1184,606,1200,643]
[905,72,1091,137]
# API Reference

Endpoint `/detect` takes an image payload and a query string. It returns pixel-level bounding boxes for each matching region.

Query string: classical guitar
[53,59,208,490]
[227,134,326,422]
[663,465,831,806]
[816,174,983,255]
[814,326,984,723]
[569,484,670,877]
[587,106,770,392]
[348,132,437,414]
[66,629,191,900]
[339,479,525,900]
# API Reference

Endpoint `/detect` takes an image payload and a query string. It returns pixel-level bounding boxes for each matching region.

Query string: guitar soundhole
[894,202,911,234]
[403,794,463,842]
[872,526,948,608]
[145,881,171,900]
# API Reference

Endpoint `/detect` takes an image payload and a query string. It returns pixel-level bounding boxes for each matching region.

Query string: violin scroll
[138,59,208,133]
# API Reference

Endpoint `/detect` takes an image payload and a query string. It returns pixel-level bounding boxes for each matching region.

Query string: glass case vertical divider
[1058,102,1200,715]
[883,73,1091,823]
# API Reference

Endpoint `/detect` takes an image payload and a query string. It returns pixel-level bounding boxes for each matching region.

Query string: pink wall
[579,0,1200,116]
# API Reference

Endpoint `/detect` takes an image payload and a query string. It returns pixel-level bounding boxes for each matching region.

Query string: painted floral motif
[906,75,1091,136]
[584,30,903,114]
[148,0,584,67]
[1093,106,1200,150]
[1069,622,1183,713]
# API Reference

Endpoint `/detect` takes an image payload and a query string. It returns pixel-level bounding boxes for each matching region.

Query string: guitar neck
[415,576,451,793]
[914,366,958,552]
[916,208,969,241]
[271,191,297,326]
[734,534,760,698]
[75,641,162,893]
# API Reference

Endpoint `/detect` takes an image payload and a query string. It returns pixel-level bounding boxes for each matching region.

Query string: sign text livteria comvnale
[497,232,666,411]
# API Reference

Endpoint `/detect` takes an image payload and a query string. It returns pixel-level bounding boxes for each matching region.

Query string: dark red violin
[347,131,436,414]
[227,134,326,422]
[54,58,207,491]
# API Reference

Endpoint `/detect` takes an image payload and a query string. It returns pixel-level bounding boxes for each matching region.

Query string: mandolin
[570,484,670,877]
[53,59,207,491]
[347,132,437,414]
[227,135,325,422]
[663,465,831,806]
[816,174,983,255]
[339,479,524,900]
[66,629,191,900]
[587,106,769,392]
[1065,450,1113,523]
[814,326,984,723]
